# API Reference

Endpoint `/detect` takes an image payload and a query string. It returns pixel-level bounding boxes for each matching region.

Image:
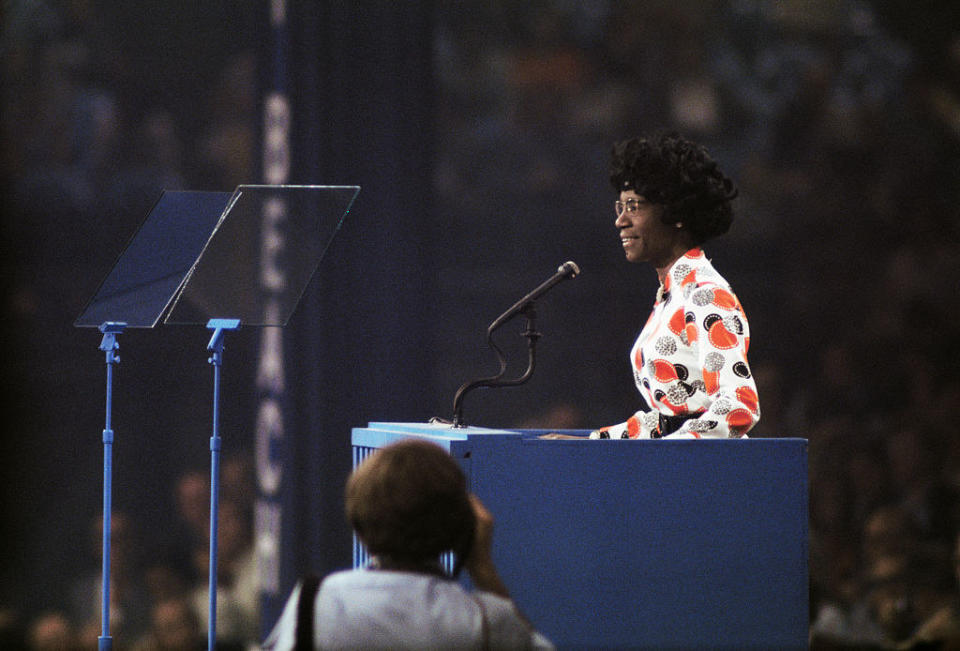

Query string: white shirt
[262,568,554,650]
[593,248,760,439]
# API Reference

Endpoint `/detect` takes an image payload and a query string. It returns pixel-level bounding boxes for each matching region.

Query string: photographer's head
[346,439,475,569]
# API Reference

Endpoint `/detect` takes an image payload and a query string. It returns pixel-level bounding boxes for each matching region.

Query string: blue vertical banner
[254,0,291,633]
[255,0,436,637]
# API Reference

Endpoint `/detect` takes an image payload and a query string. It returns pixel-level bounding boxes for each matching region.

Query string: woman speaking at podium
[587,132,760,440]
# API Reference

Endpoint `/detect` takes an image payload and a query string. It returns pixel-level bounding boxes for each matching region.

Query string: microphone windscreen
[559,261,580,278]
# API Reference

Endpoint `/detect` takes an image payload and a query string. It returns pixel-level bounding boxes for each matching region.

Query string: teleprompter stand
[76,190,235,650]
[95,321,124,651]
[77,185,359,649]
[202,318,240,651]
[162,184,359,649]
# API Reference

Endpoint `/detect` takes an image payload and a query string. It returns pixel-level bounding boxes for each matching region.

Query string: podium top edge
[361,422,518,435]
[354,424,808,445]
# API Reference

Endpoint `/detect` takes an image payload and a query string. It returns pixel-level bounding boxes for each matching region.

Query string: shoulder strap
[471,593,490,651]
[294,575,321,651]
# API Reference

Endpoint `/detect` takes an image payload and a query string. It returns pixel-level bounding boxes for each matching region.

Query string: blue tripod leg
[204,318,240,651]
[97,322,125,651]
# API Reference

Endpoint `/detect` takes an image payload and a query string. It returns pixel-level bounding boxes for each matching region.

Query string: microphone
[488,261,580,332]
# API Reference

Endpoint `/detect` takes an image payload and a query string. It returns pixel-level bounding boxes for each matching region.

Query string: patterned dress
[593,248,760,439]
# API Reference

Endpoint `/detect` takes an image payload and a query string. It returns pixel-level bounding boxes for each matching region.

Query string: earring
[675,222,683,229]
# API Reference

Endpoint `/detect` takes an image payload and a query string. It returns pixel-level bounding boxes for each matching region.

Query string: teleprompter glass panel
[74,191,233,328]
[164,185,360,327]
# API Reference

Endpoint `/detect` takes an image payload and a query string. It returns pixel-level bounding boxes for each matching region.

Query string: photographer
[263,438,553,650]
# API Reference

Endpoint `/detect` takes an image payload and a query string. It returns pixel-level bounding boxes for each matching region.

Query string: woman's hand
[537,433,585,439]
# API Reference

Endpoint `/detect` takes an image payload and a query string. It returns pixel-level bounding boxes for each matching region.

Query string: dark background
[2,1,960,648]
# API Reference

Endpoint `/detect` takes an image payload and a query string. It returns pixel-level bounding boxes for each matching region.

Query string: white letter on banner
[263,93,290,185]
[256,314,285,393]
[256,398,283,496]
[270,0,286,27]
[261,197,286,291]
[255,500,281,595]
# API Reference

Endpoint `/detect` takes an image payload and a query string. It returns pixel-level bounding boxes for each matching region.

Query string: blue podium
[351,423,808,650]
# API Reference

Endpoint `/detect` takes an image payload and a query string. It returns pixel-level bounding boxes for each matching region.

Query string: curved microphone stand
[451,305,541,428]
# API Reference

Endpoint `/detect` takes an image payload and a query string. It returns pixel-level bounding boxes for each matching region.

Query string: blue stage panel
[351,424,808,650]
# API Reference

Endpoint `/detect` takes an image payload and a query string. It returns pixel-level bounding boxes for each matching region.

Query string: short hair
[609,132,738,245]
[345,439,475,564]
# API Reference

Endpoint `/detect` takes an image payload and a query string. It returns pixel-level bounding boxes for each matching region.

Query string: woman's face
[615,189,676,266]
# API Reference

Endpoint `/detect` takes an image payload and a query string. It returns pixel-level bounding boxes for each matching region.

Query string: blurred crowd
[3,0,960,649]
[2,1,258,315]
[1,455,259,650]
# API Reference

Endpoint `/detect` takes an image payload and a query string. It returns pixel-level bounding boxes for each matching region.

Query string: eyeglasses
[615,198,649,216]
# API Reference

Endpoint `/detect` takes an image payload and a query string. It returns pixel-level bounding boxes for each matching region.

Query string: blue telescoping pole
[205,318,240,651]
[97,322,125,651]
